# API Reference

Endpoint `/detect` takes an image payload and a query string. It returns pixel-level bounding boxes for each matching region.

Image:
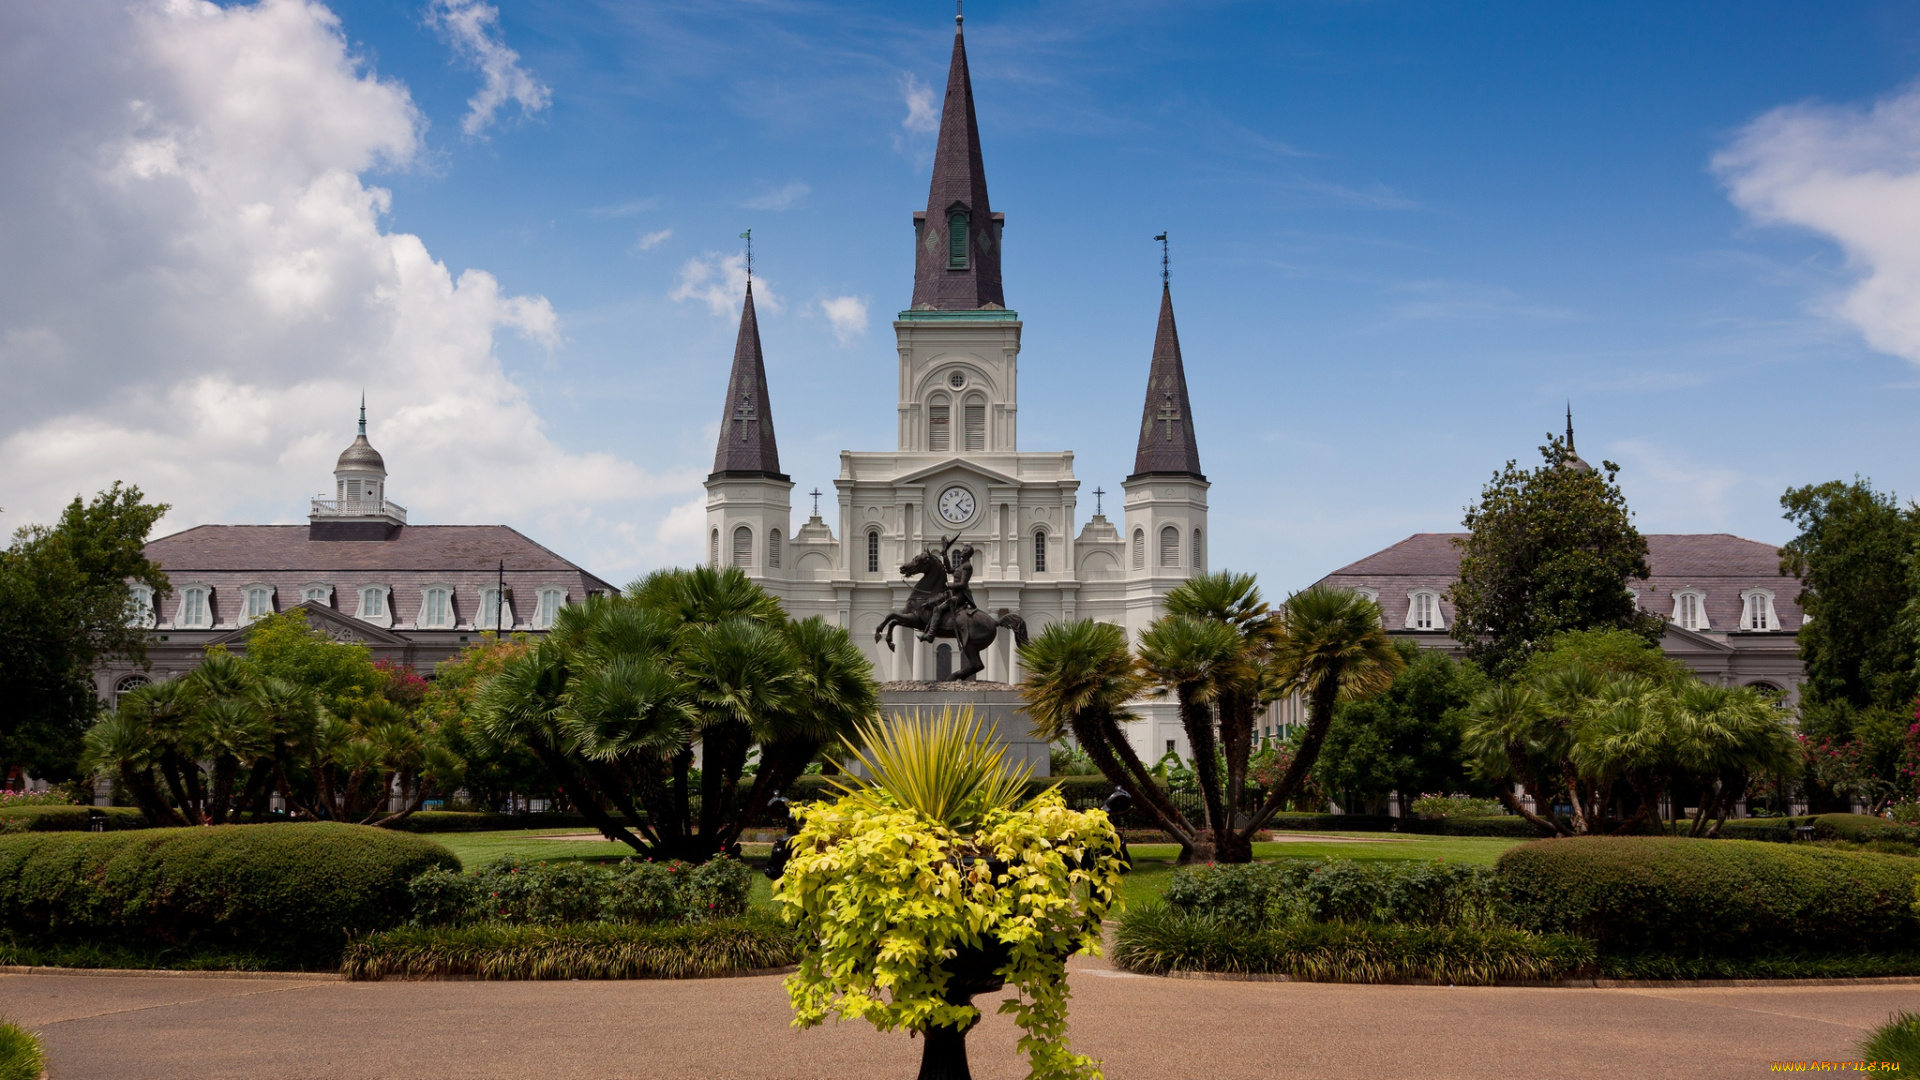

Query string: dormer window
[1353,587,1380,606]
[301,583,333,607]
[1672,589,1708,631]
[419,585,454,629]
[176,585,212,629]
[1406,589,1445,631]
[357,584,391,628]
[126,585,156,629]
[242,584,275,623]
[479,587,512,631]
[948,211,970,269]
[535,588,566,630]
[1740,589,1778,631]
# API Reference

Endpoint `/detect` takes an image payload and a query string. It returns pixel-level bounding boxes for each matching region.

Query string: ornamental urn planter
[916,934,1014,1080]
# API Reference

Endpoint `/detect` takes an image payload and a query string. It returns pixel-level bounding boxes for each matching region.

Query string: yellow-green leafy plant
[776,708,1125,1080]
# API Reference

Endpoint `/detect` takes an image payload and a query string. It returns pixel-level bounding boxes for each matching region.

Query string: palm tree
[195,698,268,824]
[1244,587,1403,837]
[1165,573,1281,845]
[1568,676,1673,835]
[1462,682,1562,835]
[81,705,185,826]
[1136,614,1241,860]
[1669,682,1797,837]
[1019,620,1207,861]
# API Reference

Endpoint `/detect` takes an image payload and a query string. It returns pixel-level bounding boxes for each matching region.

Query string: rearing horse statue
[874,546,1028,682]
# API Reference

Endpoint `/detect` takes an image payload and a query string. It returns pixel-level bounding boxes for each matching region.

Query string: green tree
[1781,479,1919,714]
[1313,642,1485,815]
[1448,437,1664,677]
[0,483,168,784]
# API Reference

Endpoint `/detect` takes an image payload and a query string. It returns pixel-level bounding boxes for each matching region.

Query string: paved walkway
[4,955,1915,1079]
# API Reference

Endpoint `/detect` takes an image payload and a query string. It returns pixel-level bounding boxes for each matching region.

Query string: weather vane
[1154,232,1169,286]
[739,229,752,288]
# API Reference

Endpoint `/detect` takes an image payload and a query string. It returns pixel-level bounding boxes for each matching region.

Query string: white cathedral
[703,13,1207,759]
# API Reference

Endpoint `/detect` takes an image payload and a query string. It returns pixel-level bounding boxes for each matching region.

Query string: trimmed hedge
[0,805,149,833]
[1111,904,1593,984]
[0,823,457,967]
[1163,859,1506,929]
[342,914,803,980]
[1498,837,1920,954]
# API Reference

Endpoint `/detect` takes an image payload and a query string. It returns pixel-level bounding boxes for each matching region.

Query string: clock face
[937,486,976,525]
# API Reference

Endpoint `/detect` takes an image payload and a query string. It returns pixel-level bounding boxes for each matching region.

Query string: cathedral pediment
[890,458,1024,487]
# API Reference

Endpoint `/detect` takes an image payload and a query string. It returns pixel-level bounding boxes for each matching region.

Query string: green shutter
[948,212,969,269]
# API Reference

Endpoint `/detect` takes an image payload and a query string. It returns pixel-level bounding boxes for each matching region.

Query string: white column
[892,635,909,682]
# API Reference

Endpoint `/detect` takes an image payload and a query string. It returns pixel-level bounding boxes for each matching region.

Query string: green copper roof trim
[895,308,1020,322]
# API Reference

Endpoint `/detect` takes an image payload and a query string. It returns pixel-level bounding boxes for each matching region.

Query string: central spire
[709,284,787,480]
[910,13,1004,311]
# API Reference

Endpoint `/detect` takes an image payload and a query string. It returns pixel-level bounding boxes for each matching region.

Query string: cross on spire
[733,391,757,441]
[1157,393,1182,442]
[809,488,822,515]
[739,229,752,290]
[1154,232,1169,287]
[1093,487,1105,515]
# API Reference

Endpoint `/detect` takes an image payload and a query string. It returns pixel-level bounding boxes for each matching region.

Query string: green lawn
[427,828,1523,914]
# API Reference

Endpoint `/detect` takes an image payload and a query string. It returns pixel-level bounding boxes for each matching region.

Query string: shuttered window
[929,400,950,451]
[1132,530,1145,570]
[1192,529,1203,571]
[964,402,985,451]
[768,529,781,568]
[1159,526,1180,567]
[710,530,720,568]
[948,212,969,269]
[1033,530,1046,572]
[732,526,753,568]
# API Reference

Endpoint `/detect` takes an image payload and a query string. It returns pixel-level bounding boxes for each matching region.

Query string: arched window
[1132,529,1145,570]
[1159,526,1180,567]
[768,529,782,568]
[1740,589,1778,631]
[419,586,453,629]
[867,530,881,574]
[964,396,986,451]
[1191,528,1203,571]
[176,585,212,629]
[479,587,511,631]
[710,529,720,569]
[357,584,390,627]
[1354,587,1380,605]
[928,394,951,451]
[1032,529,1047,573]
[300,583,333,607]
[535,588,566,630]
[242,584,275,623]
[948,210,970,269]
[1405,589,1445,631]
[1672,590,1708,631]
[114,674,150,708]
[732,525,753,568]
[935,643,954,681]
[126,585,156,629]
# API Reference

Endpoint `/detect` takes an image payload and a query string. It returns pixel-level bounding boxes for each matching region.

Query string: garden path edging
[1159,969,1920,989]
[0,965,340,981]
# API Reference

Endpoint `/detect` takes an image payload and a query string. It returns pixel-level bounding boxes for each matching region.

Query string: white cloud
[0,0,691,570]
[634,228,673,251]
[1715,81,1920,364]
[670,252,779,316]
[900,73,938,133]
[743,181,809,211]
[427,0,550,136]
[819,295,869,345]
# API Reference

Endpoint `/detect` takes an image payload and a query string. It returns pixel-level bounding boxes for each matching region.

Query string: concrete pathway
[4,956,1915,1079]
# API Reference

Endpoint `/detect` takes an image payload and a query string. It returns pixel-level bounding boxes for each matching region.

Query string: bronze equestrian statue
[874,535,1028,682]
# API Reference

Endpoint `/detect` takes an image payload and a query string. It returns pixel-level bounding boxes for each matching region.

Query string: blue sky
[7,0,1920,592]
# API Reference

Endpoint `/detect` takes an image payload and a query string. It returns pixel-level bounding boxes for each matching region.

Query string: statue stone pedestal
[876,682,1051,778]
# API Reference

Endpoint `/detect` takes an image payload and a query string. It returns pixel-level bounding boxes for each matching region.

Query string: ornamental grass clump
[777,708,1126,1080]
[0,1020,45,1080]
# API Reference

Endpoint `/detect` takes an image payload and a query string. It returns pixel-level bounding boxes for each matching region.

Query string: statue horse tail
[997,611,1029,648]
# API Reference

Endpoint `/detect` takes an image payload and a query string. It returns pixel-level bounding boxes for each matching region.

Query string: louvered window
[867,530,881,573]
[1132,530,1145,570]
[1033,530,1047,572]
[928,399,950,451]
[948,211,969,269]
[1192,529,1203,571]
[1159,526,1180,567]
[732,526,753,568]
[964,402,985,451]
[710,530,720,568]
[768,529,781,568]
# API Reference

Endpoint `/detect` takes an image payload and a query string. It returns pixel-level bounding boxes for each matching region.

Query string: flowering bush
[0,790,73,808]
[1410,794,1504,820]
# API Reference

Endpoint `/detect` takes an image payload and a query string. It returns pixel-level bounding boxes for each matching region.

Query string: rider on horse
[919,535,977,643]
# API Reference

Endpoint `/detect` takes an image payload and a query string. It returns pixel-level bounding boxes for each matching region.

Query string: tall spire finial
[739,229,752,291]
[956,0,962,27]
[1154,232,1169,287]
[358,392,366,436]
[1566,402,1574,451]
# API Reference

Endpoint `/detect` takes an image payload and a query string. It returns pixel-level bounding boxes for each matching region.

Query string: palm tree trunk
[207,753,238,825]
[122,764,186,826]
[1073,713,1202,861]
[525,739,647,851]
[1176,689,1231,850]
[1494,784,1561,837]
[1243,678,1340,836]
[1564,768,1591,836]
[1705,773,1746,838]
[721,737,819,851]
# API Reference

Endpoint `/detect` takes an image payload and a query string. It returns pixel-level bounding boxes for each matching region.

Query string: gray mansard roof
[144,524,616,631]
[1318,532,1803,635]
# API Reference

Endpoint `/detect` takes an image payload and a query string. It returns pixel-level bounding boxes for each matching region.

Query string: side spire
[910,11,1003,310]
[358,392,366,436]
[1129,277,1204,481]
[710,285,787,480]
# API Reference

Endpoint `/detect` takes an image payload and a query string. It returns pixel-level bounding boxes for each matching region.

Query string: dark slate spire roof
[1129,285,1205,481]
[710,285,787,480]
[1559,404,1594,473]
[910,14,1005,311]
